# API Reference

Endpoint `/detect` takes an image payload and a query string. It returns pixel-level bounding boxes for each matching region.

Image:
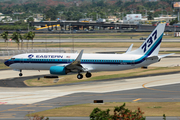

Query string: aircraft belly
[83,64,132,71]
[140,59,159,67]
[12,63,66,70]
[10,63,24,70]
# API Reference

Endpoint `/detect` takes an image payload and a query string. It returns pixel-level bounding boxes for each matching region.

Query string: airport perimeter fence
[0,48,77,63]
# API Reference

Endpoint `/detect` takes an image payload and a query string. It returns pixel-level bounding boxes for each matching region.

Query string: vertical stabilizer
[129,23,166,56]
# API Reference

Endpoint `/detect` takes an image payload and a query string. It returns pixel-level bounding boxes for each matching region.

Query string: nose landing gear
[19,70,23,77]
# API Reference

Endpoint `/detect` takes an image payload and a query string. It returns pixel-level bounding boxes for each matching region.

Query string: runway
[0,72,180,119]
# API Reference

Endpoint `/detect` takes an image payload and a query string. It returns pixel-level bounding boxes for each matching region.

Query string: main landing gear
[19,70,23,77]
[77,72,92,79]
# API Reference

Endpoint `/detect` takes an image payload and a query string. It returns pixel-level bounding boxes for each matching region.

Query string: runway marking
[0,103,53,113]
[142,77,180,92]
[133,98,141,102]
[0,113,15,118]
[7,109,35,112]
[38,106,53,107]
[0,104,32,113]
[0,94,35,100]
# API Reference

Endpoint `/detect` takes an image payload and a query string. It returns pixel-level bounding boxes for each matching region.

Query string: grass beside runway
[27,102,180,117]
[0,62,9,69]
[24,32,178,39]
[1,42,180,48]
[24,66,180,87]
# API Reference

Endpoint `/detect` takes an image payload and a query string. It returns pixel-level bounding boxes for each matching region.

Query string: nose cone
[4,60,11,67]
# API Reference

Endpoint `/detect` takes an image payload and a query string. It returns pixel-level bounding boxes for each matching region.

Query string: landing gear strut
[77,74,83,79]
[85,72,92,78]
[19,70,23,77]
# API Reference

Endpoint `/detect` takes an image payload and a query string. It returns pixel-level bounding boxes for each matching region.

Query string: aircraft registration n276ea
[4,23,174,79]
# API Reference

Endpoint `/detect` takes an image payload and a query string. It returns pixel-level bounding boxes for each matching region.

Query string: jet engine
[50,66,69,75]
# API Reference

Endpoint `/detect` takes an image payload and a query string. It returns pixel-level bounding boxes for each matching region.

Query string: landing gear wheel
[19,73,23,77]
[77,74,83,79]
[85,72,92,78]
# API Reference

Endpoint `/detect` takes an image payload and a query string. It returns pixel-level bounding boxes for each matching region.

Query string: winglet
[66,50,84,69]
[126,44,133,53]
[75,50,84,63]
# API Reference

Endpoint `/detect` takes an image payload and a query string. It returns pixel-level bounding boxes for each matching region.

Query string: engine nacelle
[50,66,67,75]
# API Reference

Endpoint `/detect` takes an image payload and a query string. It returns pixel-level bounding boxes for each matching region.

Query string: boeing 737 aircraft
[4,23,173,79]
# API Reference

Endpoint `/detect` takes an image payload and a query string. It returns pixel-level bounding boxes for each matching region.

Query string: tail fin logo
[141,30,157,53]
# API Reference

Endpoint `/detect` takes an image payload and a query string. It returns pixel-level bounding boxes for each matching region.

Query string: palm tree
[23,31,35,49]
[29,31,35,49]
[19,34,23,50]
[23,33,30,49]
[11,32,23,50]
[0,31,8,51]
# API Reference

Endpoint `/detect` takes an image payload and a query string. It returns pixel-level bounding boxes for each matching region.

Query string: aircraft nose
[4,60,11,67]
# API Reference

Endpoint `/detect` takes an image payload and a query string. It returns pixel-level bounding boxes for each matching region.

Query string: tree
[11,32,23,50]
[0,31,9,50]
[90,103,146,120]
[45,7,58,20]
[0,31,8,42]
[25,31,35,49]
[147,12,154,20]
[27,17,34,23]
[116,0,123,6]
[90,108,110,120]
[23,33,30,49]
[170,17,178,25]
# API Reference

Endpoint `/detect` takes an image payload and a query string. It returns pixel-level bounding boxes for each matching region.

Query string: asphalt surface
[0,82,180,120]
[0,70,180,119]
[0,70,180,87]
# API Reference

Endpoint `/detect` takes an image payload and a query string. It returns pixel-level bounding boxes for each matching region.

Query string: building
[31,14,44,22]
[0,16,12,22]
[107,16,118,22]
[123,14,142,24]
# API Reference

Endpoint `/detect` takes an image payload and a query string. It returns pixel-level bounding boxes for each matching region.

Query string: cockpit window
[11,58,15,60]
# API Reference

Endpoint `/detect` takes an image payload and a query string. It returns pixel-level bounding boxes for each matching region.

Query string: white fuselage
[8,52,158,72]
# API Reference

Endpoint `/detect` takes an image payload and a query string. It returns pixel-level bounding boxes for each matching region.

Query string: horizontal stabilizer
[159,53,175,59]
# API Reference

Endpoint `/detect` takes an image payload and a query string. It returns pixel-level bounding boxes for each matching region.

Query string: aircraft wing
[66,50,87,72]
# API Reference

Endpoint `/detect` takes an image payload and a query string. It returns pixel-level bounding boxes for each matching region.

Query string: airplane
[4,23,173,79]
